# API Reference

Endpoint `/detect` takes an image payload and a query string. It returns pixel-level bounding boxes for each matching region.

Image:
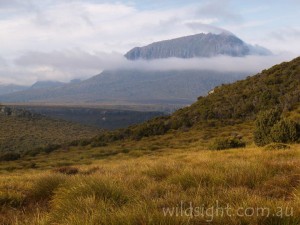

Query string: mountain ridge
[125,32,271,60]
[0,70,248,106]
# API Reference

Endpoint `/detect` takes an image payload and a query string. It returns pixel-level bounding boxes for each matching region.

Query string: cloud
[8,49,295,85]
[195,0,243,23]
[0,56,7,66]
[270,28,300,41]
[185,22,228,34]
[0,1,243,57]
[0,0,299,85]
[114,54,296,74]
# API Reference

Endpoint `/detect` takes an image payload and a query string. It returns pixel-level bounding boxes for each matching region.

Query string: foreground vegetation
[1,143,300,225]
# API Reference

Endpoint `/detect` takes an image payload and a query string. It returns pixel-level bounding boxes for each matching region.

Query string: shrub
[24,148,41,157]
[90,141,107,147]
[254,109,281,146]
[209,137,246,150]
[0,152,21,161]
[43,144,61,154]
[78,139,91,147]
[270,118,298,143]
[254,108,300,146]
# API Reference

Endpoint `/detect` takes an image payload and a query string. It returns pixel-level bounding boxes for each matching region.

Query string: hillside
[171,56,300,125]
[0,84,28,95]
[125,32,271,60]
[30,81,66,90]
[0,106,100,155]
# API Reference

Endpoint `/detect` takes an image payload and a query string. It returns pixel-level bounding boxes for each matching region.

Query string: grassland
[0,120,299,225]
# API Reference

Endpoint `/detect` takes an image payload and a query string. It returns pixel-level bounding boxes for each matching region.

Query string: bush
[78,139,91,147]
[24,148,41,157]
[254,109,281,146]
[270,118,298,143]
[254,108,300,146]
[0,152,21,161]
[44,144,61,154]
[90,141,107,147]
[209,137,246,150]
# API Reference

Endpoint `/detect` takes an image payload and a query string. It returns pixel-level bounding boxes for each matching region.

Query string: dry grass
[1,144,300,225]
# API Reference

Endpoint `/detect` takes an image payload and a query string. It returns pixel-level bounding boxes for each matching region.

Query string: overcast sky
[0,0,299,85]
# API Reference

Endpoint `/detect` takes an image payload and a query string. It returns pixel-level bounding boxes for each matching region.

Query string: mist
[7,50,297,85]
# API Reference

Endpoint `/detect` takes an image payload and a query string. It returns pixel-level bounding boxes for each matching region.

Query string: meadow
[1,124,300,225]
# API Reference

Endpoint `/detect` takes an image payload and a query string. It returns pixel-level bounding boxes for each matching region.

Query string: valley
[10,104,166,130]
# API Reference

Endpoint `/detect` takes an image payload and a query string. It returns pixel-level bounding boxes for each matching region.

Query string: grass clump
[0,190,25,208]
[264,143,291,150]
[47,176,130,224]
[209,137,246,150]
[27,174,67,203]
[53,166,79,175]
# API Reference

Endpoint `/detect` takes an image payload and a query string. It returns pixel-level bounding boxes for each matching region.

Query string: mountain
[0,84,28,95]
[70,79,82,84]
[0,70,247,105]
[125,32,271,60]
[30,80,66,90]
[0,32,270,106]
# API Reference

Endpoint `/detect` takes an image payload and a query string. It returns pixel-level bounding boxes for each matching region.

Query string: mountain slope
[125,32,271,60]
[172,56,300,125]
[0,70,247,105]
[0,84,28,95]
[30,80,66,90]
